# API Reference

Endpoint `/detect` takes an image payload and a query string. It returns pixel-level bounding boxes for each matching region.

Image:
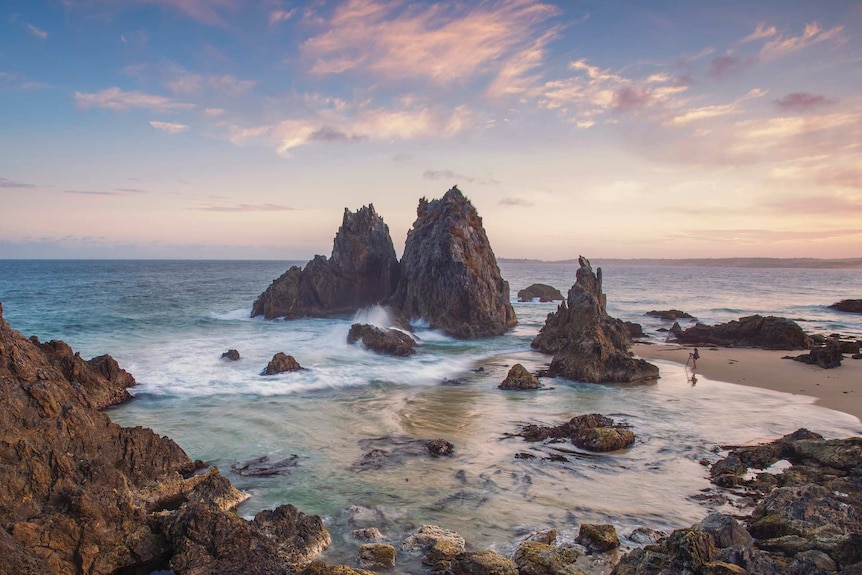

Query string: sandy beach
[633,343,862,422]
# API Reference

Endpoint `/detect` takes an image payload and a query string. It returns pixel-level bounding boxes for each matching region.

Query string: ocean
[1,259,860,570]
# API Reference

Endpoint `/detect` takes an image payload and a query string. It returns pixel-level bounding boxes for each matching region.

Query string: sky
[1,0,860,260]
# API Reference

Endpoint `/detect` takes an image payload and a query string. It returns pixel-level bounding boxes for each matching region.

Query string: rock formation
[221,349,240,361]
[614,429,862,574]
[786,338,843,368]
[251,205,400,319]
[347,323,416,356]
[0,301,340,575]
[576,524,620,552]
[518,283,564,302]
[675,314,810,350]
[531,256,659,383]
[262,352,303,375]
[519,413,636,453]
[830,299,862,314]
[498,364,540,390]
[389,186,517,339]
[645,309,696,321]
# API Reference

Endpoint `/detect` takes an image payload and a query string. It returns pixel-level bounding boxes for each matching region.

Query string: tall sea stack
[532,256,658,383]
[251,204,400,319]
[390,186,517,339]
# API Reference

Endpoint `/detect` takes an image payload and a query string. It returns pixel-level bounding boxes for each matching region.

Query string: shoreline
[633,342,862,422]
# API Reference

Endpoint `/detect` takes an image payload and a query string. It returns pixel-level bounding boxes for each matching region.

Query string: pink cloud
[774,92,835,112]
[27,23,48,40]
[75,87,194,111]
[760,21,844,61]
[708,54,757,79]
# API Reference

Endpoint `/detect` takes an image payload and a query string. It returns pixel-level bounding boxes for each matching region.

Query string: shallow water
[1,259,860,570]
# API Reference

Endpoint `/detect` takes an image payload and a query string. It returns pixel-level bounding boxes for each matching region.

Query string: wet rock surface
[499,363,540,390]
[231,454,299,477]
[531,256,659,383]
[347,323,416,356]
[513,540,585,575]
[359,543,397,569]
[675,314,810,350]
[389,186,517,339]
[252,205,400,319]
[613,429,862,575]
[518,413,635,453]
[353,436,455,471]
[518,283,564,302]
[830,299,862,314]
[576,523,620,552]
[262,351,303,375]
[221,348,240,361]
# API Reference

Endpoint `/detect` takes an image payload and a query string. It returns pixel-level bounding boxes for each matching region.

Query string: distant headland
[498,257,862,269]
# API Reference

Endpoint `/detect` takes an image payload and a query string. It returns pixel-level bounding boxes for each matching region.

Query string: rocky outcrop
[252,205,400,319]
[830,299,862,314]
[646,309,696,321]
[786,338,843,368]
[675,315,810,350]
[347,323,416,356]
[499,364,540,390]
[389,187,517,339]
[576,524,620,552]
[624,321,645,339]
[221,349,240,361]
[262,352,303,375]
[519,414,635,453]
[531,256,659,383]
[518,284,564,302]
[613,429,862,575]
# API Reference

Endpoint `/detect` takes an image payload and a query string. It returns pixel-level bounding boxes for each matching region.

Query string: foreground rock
[675,314,809,350]
[531,256,659,383]
[513,541,584,575]
[389,186,517,339]
[830,299,862,314]
[519,414,635,453]
[252,205,400,319]
[614,429,862,574]
[499,364,540,390]
[262,352,303,375]
[347,323,416,356]
[0,301,339,575]
[576,523,620,552]
[518,284,564,302]
[785,338,843,368]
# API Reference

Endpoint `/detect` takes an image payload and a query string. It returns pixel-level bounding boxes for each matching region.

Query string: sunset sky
[1,0,860,259]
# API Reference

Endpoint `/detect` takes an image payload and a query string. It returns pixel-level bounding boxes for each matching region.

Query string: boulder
[221,349,240,361]
[347,323,416,356]
[518,284,564,302]
[531,257,659,383]
[262,352,303,375]
[425,439,454,457]
[389,186,517,339]
[675,315,809,350]
[624,321,644,339]
[252,205,400,319]
[352,528,385,541]
[402,525,465,565]
[301,562,375,575]
[520,414,635,453]
[645,309,696,321]
[786,338,843,368]
[512,541,583,575]
[499,364,540,390]
[830,299,862,314]
[359,543,397,569]
[576,524,620,552]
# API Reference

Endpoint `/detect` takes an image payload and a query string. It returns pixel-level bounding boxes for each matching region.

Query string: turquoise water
[1,260,860,570]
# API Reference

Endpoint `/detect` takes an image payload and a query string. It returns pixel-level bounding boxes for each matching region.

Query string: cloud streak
[423,169,499,186]
[193,203,302,212]
[0,177,37,189]
[27,23,48,40]
[75,87,194,111]
[150,120,190,133]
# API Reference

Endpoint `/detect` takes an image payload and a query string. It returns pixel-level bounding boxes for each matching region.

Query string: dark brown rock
[518,284,564,302]
[645,309,696,321]
[425,439,454,457]
[359,543,397,569]
[576,523,620,552]
[787,338,843,368]
[389,186,517,339]
[221,349,240,361]
[347,323,416,356]
[231,454,299,477]
[624,321,645,339]
[252,205,400,319]
[531,256,659,383]
[520,414,635,452]
[830,299,862,314]
[676,315,810,350]
[499,363,540,390]
[262,352,303,375]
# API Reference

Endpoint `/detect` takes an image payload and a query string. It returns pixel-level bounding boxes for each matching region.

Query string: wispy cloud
[759,21,844,61]
[303,0,560,85]
[269,7,296,26]
[27,23,48,40]
[64,190,120,196]
[0,177,37,189]
[75,87,194,111]
[150,120,190,133]
[669,88,766,126]
[204,107,226,117]
[499,197,534,207]
[166,73,255,97]
[63,0,239,26]
[423,169,499,186]
[113,187,149,193]
[708,54,757,79]
[736,22,777,45]
[774,92,835,112]
[767,194,862,215]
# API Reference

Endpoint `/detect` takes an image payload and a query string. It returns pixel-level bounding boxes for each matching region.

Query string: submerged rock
[531,256,659,383]
[262,352,303,375]
[353,436,454,471]
[347,323,416,356]
[675,314,809,350]
[499,364,540,390]
[645,309,696,321]
[221,348,240,361]
[519,414,635,453]
[830,299,862,314]
[231,454,299,477]
[251,205,400,319]
[389,186,517,339]
[518,284,564,302]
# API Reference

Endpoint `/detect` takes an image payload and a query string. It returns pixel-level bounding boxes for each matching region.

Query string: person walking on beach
[690,348,700,369]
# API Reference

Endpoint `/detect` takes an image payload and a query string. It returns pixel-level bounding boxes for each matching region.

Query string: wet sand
[633,343,862,422]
